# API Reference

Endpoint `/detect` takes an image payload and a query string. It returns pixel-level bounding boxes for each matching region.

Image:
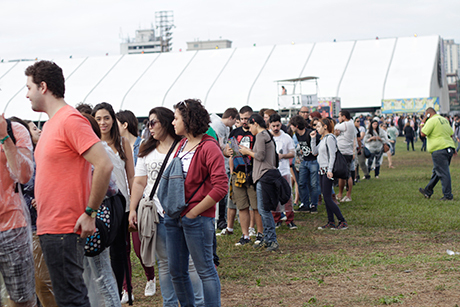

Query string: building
[443,39,460,111]
[444,39,459,83]
[186,39,232,51]
[120,29,162,55]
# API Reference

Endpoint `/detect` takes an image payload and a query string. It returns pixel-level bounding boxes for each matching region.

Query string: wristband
[0,135,10,144]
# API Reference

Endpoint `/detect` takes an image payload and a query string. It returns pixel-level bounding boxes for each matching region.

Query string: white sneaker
[145,278,156,296]
[248,228,256,237]
[121,290,134,304]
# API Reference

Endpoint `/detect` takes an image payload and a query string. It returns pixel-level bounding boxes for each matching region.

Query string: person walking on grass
[310,118,348,230]
[418,108,455,201]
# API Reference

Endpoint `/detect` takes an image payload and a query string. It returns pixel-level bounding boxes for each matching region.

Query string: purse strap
[148,139,179,201]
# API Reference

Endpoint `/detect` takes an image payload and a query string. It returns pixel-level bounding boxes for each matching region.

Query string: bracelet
[0,135,10,144]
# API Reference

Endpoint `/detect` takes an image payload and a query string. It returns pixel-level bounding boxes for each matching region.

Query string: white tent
[0,35,449,121]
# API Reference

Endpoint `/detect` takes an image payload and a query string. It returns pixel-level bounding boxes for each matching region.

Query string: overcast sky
[1,0,459,61]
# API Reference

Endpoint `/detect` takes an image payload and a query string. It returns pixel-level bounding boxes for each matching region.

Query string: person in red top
[0,115,35,307]
[25,60,113,307]
[166,99,227,307]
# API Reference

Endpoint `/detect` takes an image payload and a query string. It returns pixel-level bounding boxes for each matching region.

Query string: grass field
[129,138,460,307]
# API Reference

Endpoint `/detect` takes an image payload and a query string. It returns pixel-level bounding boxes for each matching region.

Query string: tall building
[186,39,232,51]
[444,39,459,83]
[443,39,460,111]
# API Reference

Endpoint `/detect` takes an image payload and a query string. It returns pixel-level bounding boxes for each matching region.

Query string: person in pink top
[25,60,113,307]
[0,115,35,307]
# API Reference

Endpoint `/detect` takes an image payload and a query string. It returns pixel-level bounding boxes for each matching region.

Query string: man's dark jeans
[424,148,454,199]
[40,233,90,307]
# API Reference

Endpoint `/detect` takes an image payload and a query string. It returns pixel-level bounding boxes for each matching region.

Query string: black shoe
[235,236,251,246]
[217,220,227,230]
[440,197,453,201]
[287,222,298,230]
[275,221,282,229]
[419,188,430,199]
[310,206,318,214]
[365,175,371,180]
[297,204,310,212]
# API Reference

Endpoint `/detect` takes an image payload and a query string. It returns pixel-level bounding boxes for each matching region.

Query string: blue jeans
[156,215,204,307]
[424,148,454,199]
[256,181,278,244]
[40,233,90,307]
[367,150,383,177]
[298,160,320,207]
[82,249,120,307]
[165,215,220,307]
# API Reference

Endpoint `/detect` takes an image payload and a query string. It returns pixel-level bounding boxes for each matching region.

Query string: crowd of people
[0,60,458,307]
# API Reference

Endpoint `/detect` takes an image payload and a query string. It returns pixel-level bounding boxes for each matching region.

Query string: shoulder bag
[325,135,349,180]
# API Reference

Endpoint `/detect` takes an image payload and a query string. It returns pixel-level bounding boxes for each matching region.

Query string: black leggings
[320,174,345,224]
[110,211,129,297]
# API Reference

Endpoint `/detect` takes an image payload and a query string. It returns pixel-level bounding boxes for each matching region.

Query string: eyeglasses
[147,119,159,128]
[312,124,316,127]
[299,111,309,114]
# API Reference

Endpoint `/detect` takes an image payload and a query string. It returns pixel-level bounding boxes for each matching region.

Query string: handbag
[325,135,349,180]
[85,191,126,257]
[363,146,371,158]
[383,143,390,153]
[158,139,212,219]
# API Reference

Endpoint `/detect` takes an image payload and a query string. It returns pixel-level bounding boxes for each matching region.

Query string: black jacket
[257,169,291,211]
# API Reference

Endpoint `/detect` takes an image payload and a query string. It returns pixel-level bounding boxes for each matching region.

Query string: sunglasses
[147,119,159,128]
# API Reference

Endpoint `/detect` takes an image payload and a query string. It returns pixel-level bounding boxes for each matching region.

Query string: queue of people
[0,60,457,307]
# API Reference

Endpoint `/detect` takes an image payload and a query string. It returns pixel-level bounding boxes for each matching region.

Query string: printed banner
[381,97,440,114]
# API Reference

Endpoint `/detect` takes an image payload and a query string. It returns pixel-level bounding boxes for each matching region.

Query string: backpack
[85,191,126,257]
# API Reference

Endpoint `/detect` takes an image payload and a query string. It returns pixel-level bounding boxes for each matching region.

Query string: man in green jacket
[419,107,456,201]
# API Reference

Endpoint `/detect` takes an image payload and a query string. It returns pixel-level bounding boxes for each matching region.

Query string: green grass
[129,138,460,306]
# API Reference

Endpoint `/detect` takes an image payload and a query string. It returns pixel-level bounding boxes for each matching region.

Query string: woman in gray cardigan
[310,118,348,230]
[363,120,390,178]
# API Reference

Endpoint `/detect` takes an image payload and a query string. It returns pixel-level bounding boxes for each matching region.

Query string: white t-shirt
[335,120,355,155]
[135,149,174,217]
[273,131,295,176]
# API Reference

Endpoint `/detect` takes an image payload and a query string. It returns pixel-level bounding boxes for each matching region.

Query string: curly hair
[138,107,181,158]
[174,99,210,137]
[25,61,65,98]
[92,102,127,161]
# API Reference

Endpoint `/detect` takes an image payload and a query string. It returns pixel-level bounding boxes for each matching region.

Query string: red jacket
[175,134,228,218]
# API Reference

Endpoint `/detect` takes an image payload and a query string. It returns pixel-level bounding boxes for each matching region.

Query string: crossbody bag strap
[186,173,210,204]
[148,139,179,201]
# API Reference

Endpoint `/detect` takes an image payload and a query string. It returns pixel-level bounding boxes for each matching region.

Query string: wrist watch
[85,206,97,218]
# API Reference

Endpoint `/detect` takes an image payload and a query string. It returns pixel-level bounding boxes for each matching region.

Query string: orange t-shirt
[35,105,100,235]
[0,122,33,232]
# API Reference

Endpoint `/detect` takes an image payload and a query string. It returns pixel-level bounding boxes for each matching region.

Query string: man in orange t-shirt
[26,60,113,307]
[0,115,35,306]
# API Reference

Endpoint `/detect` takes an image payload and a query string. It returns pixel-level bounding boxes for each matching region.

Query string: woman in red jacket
[166,99,227,307]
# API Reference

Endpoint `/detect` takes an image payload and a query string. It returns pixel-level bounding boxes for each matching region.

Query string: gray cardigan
[252,130,277,183]
[363,129,389,153]
[311,134,336,173]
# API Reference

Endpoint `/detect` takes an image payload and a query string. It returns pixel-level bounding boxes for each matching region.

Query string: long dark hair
[367,119,380,136]
[9,117,34,149]
[138,107,181,158]
[248,113,267,129]
[116,110,139,137]
[92,102,127,161]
